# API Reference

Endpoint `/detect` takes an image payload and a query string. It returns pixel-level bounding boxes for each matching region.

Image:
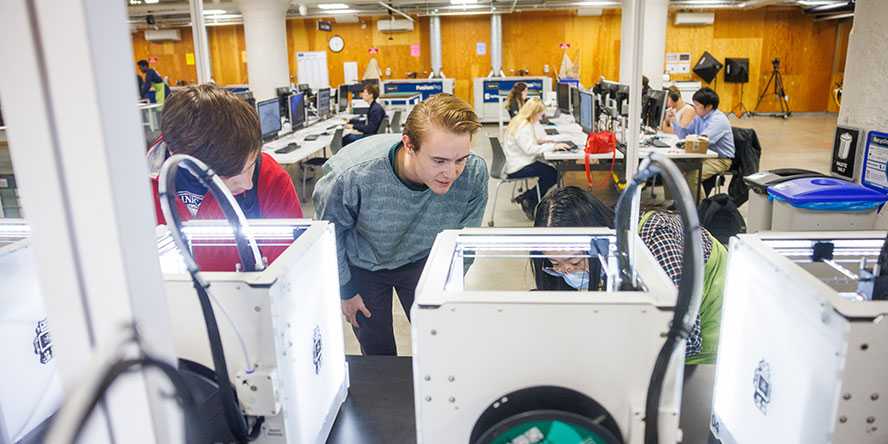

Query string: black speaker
[693,51,723,84]
[724,58,750,83]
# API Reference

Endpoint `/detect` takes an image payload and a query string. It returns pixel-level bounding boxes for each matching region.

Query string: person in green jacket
[531,186,726,365]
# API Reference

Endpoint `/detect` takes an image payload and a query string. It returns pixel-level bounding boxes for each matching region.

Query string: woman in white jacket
[503,98,568,219]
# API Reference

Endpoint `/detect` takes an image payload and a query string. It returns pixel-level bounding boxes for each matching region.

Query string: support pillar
[189,0,213,84]
[430,15,443,78]
[237,0,291,100]
[489,13,503,77]
[839,0,888,131]
[620,0,668,89]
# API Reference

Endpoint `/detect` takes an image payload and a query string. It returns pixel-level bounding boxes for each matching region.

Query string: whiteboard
[296,51,329,91]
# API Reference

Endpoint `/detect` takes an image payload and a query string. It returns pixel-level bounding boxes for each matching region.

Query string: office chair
[390,111,403,134]
[378,116,390,134]
[299,128,343,201]
[487,136,540,227]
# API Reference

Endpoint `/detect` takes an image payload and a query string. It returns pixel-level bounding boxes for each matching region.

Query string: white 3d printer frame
[411,227,685,444]
[157,219,349,444]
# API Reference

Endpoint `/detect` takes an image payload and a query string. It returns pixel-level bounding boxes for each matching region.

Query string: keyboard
[275,143,300,154]
[563,141,579,151]
[545,128,559,136]
[304,134,320,141]
[650,138,670,148]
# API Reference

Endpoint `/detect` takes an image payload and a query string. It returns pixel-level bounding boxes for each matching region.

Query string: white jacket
[502,122,556,175]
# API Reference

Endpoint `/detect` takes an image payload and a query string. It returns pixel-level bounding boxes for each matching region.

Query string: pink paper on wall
[410,44,420,57]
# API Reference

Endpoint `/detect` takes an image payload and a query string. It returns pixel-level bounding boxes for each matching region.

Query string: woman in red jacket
[147,85,302,271]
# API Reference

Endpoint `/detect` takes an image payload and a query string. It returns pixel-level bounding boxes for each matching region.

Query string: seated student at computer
[660,86,695,134]
[506,82,528,118]
[344,83,386,146]
[502,98,569,219]
[146,85,303,271]
[675,87,735,188]
[531,186,726,365]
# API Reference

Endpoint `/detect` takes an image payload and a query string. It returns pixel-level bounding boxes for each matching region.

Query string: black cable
[158,154,261,442]
[613,152,704,444]
[71,355,198,444]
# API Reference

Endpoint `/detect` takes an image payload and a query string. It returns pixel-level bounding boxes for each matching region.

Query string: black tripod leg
[754,72,775,111]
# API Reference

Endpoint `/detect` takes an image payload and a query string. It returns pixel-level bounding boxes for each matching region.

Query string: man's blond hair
[403,94,481,150]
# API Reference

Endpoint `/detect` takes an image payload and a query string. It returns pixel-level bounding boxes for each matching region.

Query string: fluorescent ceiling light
[203,9,227,15]
[318,3,350,10]
[450,0,479,4]
[323,9,359,14]
[144,0,159,4]
[443,4,486,9]
[797,0,843,5]
[574,0,619,5]
[207,14,242,19]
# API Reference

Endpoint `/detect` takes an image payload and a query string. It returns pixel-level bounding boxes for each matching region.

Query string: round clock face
[329,35,345,53]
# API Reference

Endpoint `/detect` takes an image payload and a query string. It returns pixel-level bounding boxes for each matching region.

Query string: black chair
[300,127,344,201]
[708,127,761,205]
[488,136,540,226]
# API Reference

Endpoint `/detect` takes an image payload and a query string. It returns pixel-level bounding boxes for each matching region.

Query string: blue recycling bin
[767,177,888,231]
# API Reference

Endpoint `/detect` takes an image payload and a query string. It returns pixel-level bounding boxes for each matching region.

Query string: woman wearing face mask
[531,186,728,365]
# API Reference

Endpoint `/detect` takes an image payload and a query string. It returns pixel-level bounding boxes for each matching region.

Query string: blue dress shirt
[676,109,735,158]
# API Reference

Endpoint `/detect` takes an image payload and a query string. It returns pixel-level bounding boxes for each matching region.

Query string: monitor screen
[579,90,594,134]
[643,89,667,129]
[257,98,281,141]
[289,93,306,129]
[571,86,581,122]
[317,88,331,118]
[557,83,571,114]
[338,84,350,113]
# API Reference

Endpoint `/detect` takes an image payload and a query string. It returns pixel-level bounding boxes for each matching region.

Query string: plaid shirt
[640,211,714,358]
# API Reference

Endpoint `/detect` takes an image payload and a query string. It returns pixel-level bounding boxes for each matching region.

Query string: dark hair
[160,84,261,177]
[137,59,149,69]
[363,83,379,100]
[692,87,720,110]
[531,187,615,291]
[506,82,528,109]
[667,86,682,103]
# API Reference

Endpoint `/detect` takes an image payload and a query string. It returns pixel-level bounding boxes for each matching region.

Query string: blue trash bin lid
[768,177,888,207]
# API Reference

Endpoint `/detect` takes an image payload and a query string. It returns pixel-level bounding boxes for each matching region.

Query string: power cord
[613,152,704,444]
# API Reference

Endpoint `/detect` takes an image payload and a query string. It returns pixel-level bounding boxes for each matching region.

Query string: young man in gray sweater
[313,94,488,355]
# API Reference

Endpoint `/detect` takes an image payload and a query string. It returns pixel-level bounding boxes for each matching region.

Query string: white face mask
[562,271,590,290]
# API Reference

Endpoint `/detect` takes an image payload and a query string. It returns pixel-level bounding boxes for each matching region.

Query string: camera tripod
[753,59,791,119]
[731,83,750,119]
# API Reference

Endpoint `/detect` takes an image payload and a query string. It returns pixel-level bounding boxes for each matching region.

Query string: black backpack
[698,193,746,245]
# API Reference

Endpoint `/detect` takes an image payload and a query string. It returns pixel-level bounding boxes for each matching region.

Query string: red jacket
[151,152,303,271]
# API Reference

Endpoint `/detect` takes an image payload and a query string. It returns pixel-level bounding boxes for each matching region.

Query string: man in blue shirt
[138,59,170,105]
[676,87,734,193]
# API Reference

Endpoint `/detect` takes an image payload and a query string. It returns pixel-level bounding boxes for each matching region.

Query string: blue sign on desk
[482,79,544,103]
[383,81,444,100]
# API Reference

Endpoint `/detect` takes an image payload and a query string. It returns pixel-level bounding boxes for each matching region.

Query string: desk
[262,115,352,165]
[325,355,715,444]
[327,355,415,444]
[541,115,719,201]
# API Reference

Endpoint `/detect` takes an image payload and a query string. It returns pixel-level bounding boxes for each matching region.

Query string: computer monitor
[614,84,630,115]
[571,86,581,122]
[276,87,291,125]
[289,92,306,130]
[642,89,667,129]
[557,82,571,114]
[338,84,351,113]
[579,90,594,134]
[257,98,281,142]
[316,88,331,119]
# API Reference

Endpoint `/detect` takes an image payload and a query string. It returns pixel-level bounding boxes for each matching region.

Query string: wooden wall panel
[131,28,197,85]
[666,9,849,114]
[207,25,248,85]
[131,8,851,112]
[440,15,491,104]
[286,17,430,88]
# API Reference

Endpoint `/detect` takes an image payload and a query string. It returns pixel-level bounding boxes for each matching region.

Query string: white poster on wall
[666,52,692,74]
[296,51,330,91]
[344,62,359,84]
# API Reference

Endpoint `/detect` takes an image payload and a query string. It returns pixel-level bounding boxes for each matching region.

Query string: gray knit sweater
[312,134,489,299]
